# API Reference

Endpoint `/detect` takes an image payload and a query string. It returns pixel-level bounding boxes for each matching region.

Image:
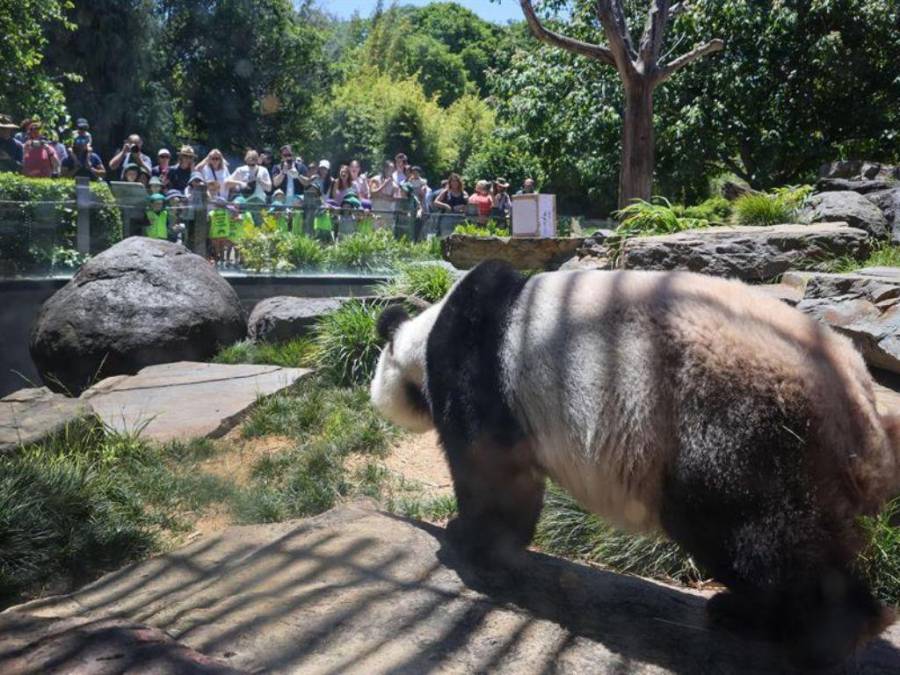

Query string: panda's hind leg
[444,437,545,571]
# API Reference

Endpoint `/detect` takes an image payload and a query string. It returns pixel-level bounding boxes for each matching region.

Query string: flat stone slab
[442,234,585,271]
[9,504,900,674]
[618,223,872,282]
[0,387,95,454]
[0,613,242,674]
[81,362,310,442]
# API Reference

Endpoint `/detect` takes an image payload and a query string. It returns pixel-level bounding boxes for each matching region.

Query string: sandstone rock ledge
[5,504,900,674]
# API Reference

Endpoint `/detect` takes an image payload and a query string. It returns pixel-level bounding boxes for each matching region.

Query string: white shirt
[228,165,271,202]
[202,164,231,199]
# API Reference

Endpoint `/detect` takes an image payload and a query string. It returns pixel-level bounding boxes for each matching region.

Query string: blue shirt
[0,136,23,168]
[62,152,103,180]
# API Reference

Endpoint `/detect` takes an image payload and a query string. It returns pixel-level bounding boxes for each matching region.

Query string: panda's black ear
[378,305,410,342]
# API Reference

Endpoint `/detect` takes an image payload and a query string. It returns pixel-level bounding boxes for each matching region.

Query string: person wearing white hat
[310,159,332,197]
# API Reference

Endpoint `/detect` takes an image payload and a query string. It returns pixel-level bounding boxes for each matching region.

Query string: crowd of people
[0,114,539,263]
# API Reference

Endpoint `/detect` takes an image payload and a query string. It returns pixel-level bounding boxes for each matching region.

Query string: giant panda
[370,259,900,667]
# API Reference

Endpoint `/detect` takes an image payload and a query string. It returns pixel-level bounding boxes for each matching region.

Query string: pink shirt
[469,193,493,220]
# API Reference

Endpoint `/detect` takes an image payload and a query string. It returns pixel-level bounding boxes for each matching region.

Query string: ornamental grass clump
[615,197,709,238]
[733,185,812,226]
[312,300,383,386]
[380,263,454,303]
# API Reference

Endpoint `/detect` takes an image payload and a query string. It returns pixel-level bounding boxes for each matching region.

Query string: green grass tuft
[858,497,900,605]
[379,263,455,303]
[534,483,705,585]
[615,197,708,238]
[733,185,812,226]
[312,300,383,386]
[213,337,318,368]
[828,243,900,274]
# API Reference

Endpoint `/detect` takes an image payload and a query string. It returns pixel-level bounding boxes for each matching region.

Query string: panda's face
[370,304,440,433]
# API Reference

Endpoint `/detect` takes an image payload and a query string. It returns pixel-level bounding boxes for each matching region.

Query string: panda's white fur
[370,300,443,433]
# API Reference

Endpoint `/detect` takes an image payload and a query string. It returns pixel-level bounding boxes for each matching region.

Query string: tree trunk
[618,81,655,210]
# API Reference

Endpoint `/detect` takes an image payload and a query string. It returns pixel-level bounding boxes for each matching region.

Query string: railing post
[75,177,91,254]
[192,191,209,256]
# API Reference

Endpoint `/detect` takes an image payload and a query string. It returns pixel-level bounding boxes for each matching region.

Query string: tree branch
[656,38,724,83]
[639,0,670,68]
[595,0,639,77]
[669,2,688,19]
[519,0,616,67]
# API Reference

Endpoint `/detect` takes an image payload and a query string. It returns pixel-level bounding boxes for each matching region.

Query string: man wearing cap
[109,134,152,179]
[0,115,23,172]
[61,136,105,181]
[310,159,333,197]
[152,149,172,187]
[73,118,93,146]
[167,145,197,193]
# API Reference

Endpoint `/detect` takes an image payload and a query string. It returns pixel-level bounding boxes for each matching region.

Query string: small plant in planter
[453,220,510,237]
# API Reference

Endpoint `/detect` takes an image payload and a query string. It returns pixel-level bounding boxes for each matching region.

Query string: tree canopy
[4,0,899,215]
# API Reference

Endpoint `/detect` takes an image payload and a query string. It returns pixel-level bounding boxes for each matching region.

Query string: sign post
[75,177,91,254]
[511,193,557,238]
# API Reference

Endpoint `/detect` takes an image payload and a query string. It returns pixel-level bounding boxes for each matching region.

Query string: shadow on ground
[2,503,899,674]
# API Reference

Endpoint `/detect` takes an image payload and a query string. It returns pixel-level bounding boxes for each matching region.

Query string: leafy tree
[663,0,900,189]
[520,0,724,208]
[157,0,329,152]
[445,94,496,174]
[0,0,73,130]
[43,0,177,157]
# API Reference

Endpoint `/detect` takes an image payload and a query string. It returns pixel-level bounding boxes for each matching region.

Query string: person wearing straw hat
[492,176,512,223]
[167,145,197,193]
[0,114,23,171]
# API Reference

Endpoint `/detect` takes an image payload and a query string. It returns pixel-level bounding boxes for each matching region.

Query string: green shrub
[733,185,812,226]
[0,175,122,273]
[535,483,705,585]
[313,301,384,386]
[858,497,900,605]
[615,197,708,238]
[380,263,454,303]
[284,233,326,269]
[453,220,510,237]
[325,230,400,272]
[676,196,732,223]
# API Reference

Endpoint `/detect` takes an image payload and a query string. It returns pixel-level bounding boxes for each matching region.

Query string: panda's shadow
[399,517,900,674]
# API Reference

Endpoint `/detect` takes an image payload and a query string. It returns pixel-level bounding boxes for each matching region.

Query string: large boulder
[442,234,585,271]
[617,223,871,282]
[248,296,345,343]
[801,191,889,238]
[815,177,896,194]
[30,237,246,395]
[784,267,900,375]
[819,160,900,181]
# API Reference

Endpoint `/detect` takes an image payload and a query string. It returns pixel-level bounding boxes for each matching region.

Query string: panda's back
[499,269,888,532]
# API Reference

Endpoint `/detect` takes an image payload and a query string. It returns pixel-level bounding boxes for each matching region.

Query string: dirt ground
[382,430,453,495]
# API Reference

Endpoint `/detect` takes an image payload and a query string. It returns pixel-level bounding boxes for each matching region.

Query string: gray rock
[0,387,95,454]
[30,237,247,395]
[816,178,896,194]
[441,234,585,271]
[866,189,900,243]
[720,179,754,201]
[802,191,889,238]
[618,223,871,282]
[820,160,900,181]
[248,296,345,343]
[82,361,311,442]
[791,270,900,375]
[0,613,244,674]
[10,502,900,674]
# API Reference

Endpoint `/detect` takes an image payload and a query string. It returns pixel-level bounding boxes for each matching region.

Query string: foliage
[0,0,73,129]
[379,263,455,304]
[312,300,384,387]
[615,197,708,238]
[0,422,229,606]
[0,175,122,273]
[213,337,318,368]
[829,243,900,274]
[453,221,510,237]
[858,498,900,605]
[732,186,810,226]
[674,196,732,224]
[535,483,705,585]
[283,232,326,269]
[237,214,295,273]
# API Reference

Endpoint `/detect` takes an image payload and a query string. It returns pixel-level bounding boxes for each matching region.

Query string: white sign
[512,193,557,238]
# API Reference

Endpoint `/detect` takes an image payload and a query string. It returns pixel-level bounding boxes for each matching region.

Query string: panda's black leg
[444,437,545,571]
